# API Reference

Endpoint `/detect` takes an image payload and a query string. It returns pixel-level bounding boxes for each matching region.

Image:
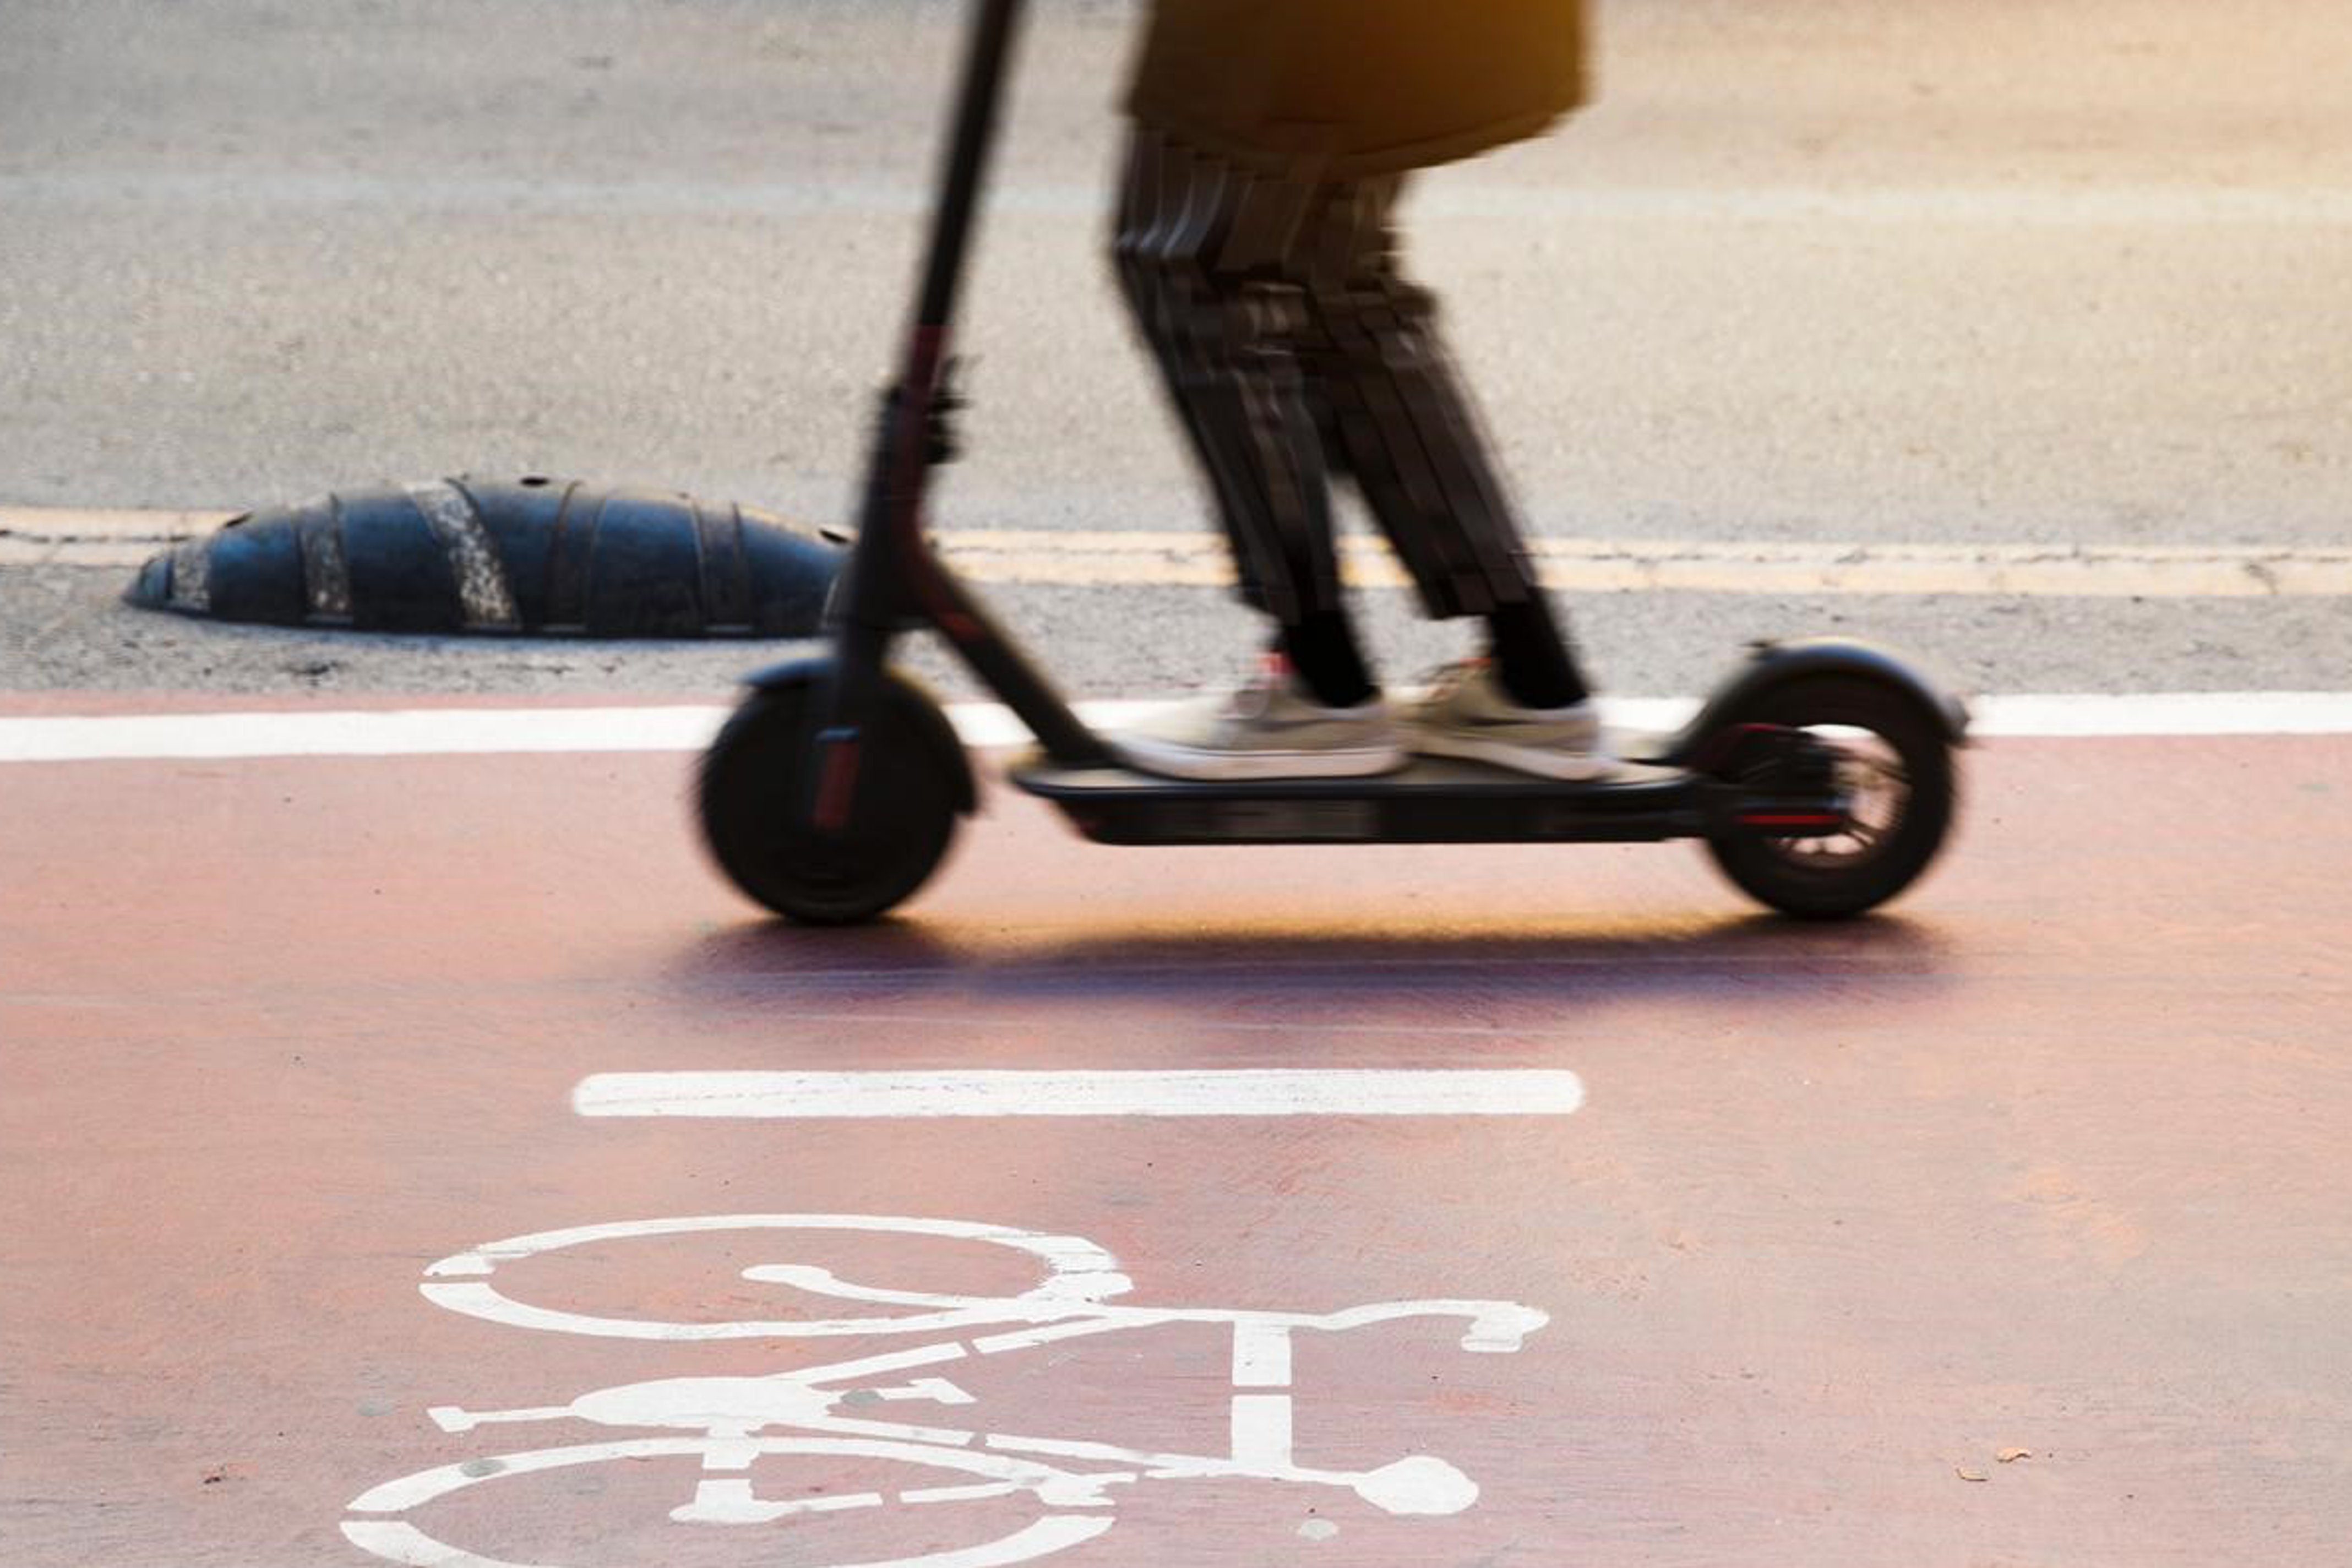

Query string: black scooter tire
[698,672,961,925]
[1700,674,1957,919]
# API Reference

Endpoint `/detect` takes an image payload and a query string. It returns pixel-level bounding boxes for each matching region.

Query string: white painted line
[4,691,2351,764]
[1972,692,2352,737]
[1233,1322,1293,1388]
[570,1069,1588,1119]
[1231,1394,1294,1467]
[0,705,733,761]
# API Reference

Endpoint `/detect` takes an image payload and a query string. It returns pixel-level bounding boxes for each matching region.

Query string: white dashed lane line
[571,1069,1589,1118]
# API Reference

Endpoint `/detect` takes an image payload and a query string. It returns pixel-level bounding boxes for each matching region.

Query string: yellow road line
[5,509,2349,597]
[0,507,239,568]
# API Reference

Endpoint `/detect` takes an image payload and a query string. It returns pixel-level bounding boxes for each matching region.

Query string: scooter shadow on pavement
[664,909,1961,1014]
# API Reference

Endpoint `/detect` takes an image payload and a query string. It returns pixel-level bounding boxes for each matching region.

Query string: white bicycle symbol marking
[344,1214,1548,1567]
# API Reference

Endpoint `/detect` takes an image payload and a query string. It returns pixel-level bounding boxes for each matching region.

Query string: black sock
[1486,597,1588,709]
[1278,611,1377,708]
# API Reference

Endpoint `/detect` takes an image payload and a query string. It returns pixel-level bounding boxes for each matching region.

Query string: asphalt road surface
[2,0,2348,696]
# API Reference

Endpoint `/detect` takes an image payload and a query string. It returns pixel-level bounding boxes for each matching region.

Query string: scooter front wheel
[698,670,962,924]
[1698,674,1957,919]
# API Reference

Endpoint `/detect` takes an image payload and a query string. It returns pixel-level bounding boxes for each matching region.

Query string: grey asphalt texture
[2,0,2346,699]
[4,568,2344,703]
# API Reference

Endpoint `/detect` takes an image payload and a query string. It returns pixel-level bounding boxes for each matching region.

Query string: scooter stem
[837,0,1027,635]
[820,0,1109,774]
[912,0,1027,337]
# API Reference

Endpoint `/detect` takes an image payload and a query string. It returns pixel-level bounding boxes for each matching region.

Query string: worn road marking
[939,529,2352,599]
[570,1069,1588,1119]
[3,692,2351,764]
[354,1212,1539,1564]
[8,508,2350,597]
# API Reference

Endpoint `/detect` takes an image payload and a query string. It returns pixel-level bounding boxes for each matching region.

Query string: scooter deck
[1006,752,1708,846]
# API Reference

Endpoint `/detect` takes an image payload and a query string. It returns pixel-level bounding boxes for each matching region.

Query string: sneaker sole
[1109,736,1409,782]
[1408,729,1616,782]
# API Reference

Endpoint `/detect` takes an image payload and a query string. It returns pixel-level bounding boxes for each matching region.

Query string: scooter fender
[1648,638,1971,768]
[739,653,977,815]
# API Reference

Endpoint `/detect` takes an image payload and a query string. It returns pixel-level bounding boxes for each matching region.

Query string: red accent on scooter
[813,739,863,832]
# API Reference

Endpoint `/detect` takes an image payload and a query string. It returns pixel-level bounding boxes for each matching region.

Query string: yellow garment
[1124,0,1589,179]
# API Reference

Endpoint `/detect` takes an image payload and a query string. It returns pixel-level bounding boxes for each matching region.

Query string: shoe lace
[1413,656,1488,703]
[1219,651,1293,721]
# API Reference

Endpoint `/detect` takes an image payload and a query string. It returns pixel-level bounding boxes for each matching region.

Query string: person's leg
[1292,177,1594,712]
[1101,126,1406,780]
[1111,126,1375,710]
[1485,595,1586,710]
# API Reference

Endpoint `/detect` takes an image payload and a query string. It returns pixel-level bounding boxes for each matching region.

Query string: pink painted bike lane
[3,716,2347,1567]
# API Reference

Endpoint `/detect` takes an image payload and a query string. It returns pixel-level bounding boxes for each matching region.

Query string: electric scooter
[696,0,1966,925]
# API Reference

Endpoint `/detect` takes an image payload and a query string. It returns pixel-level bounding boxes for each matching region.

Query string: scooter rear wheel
[698,671,961,925]
[1699,674,1956,919]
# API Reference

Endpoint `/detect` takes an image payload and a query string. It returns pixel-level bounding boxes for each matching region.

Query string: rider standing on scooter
[1106,0,1612,782]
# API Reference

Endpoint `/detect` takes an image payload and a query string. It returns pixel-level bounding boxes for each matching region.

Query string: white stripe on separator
[0,706,731,762]
[571,1069,1587,1118]
[2,692,2350,764]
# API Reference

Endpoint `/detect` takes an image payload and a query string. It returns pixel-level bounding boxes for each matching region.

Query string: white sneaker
[1403,660,1614,780]
[1108,657,1407,781]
